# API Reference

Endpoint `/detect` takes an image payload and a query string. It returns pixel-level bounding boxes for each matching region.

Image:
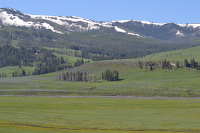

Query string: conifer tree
[150,64,153,71]
[138,60,143,69]
[176,61,180,68]
[184,59,189,68]
[102,69,119,81]
[190,58,195,68]
[21,69,26,76]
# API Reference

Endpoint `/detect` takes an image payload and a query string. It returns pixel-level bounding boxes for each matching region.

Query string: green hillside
[1,45,200,97]
[43,47,92,65]
[1,60,200,97]
[145,45,200,63]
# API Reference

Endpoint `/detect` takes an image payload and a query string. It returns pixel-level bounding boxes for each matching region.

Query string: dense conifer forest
[1,26,200,61]
[0,45,70,76]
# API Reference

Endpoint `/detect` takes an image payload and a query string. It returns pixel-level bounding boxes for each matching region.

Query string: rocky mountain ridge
[1,8,200,40]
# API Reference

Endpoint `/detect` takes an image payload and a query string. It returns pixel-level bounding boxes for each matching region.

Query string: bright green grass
[1,62,200,97]
[53,53,91,65]
[1,45,200,96]
[44,46,82,58]
[0,66,34,77]
[91,45,200,64]
[0,96,200,133]
[44,47,82,55]
[145,45,200,63]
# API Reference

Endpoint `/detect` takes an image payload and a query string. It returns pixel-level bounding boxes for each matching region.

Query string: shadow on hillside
[117,78,125,81]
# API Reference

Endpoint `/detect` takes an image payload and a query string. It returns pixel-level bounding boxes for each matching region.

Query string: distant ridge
[0,8,200,40]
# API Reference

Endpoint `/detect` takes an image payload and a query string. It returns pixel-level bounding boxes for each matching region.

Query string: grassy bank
[0,96,200,133]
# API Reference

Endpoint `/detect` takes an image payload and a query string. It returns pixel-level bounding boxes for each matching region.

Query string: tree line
[58,71,89,82]
[102,69,119,81]
[58,69,119,82]
[12,69,31,77]
[138,58,200,70]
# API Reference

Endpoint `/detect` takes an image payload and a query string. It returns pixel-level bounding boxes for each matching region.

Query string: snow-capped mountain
[0,8,141,37]
[1,8,200,40]
[108,20,200,40]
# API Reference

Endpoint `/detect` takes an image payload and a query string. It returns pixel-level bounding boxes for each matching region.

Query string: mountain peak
[0,8,26,16]
[0,8,63,34]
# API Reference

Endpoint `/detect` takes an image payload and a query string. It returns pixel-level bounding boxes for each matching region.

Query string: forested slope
[1,25,200,61]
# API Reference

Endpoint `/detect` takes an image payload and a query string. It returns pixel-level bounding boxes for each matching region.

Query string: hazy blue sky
[1,0,200,24]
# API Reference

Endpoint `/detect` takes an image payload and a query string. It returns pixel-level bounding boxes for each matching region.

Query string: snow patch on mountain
[140,20,165,26]
[1,8,200,37]
[109,20,200,29]
[0,11,63,34]
[111,20,130,23]
[114,26,126,33]
[107,20,165,26]
[176,30,185,37]
[114,26,141,37]
[178,23,200,28]
[30,15,109,31]
[127,32,141,37]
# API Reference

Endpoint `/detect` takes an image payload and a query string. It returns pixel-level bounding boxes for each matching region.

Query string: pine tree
[60,56,65,64]
[81,59,84,65]
[150,64,153,71]
[190,58,195,68]
[184,59,189,68]
[102,69,119,81]
[138,60,143,69]
[12,72,15,77]
[18,63,21,69]
[21,69,26,76]
[176,61,179,68]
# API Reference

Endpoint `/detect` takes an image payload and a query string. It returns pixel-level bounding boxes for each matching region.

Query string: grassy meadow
[1,96,200,133]
[1,45,200,133]
[62,61,200,97]
[0,45,200,96]
[0,62,200,97]
[0,66,34,77]
[145,45,200,63]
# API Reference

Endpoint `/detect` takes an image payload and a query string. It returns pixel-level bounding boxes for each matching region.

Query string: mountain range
[1,8,200,60]
[1,8,200,41]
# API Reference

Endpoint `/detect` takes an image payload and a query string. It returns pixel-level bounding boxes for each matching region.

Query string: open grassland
[1,45,200,96]
[44,47,82,55]
[53,53,91,65]
[0,96,200,133]
[92,45,200,65]
[0,61,200,97]
[145,45,200,63]
[0,66,35,77]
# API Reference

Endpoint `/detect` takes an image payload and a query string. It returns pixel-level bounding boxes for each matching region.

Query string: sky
[1,0,200,24]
